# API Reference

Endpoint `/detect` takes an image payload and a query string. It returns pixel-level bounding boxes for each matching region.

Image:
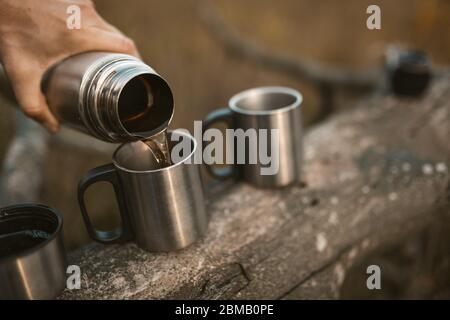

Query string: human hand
[0,0,139,132]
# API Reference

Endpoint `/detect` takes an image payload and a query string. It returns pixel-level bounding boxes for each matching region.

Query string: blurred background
[0,0,449,298]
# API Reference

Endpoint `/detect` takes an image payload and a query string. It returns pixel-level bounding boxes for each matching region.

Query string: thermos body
[41,52,174,142]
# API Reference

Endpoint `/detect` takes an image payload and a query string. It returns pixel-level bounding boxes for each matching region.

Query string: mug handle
[202,108,237,180]
[78,163,132,244]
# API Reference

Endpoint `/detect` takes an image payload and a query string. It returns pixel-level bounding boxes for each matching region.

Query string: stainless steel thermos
[41,52,174,142]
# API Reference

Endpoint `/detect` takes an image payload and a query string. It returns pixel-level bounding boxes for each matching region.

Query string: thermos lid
[0,203,63,262]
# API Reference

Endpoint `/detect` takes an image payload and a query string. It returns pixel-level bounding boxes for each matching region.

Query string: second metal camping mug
[0,204,67,300]
[78,131,208,252]
[203,86,303,188]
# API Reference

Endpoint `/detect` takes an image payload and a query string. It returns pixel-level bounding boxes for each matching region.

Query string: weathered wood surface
[61,74,450,299]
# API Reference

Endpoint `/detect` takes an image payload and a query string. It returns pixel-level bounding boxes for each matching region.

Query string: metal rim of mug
[0,203,63,263]
[229,86,303,115]
[112,130,198,174]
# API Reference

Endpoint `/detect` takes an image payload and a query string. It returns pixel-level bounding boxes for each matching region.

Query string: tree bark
[61,74,450,299]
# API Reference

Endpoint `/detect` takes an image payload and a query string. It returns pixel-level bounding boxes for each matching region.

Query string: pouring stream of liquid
[135,129,172,168]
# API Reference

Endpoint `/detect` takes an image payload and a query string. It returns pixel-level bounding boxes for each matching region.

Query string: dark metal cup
[203,86,303,188]
[0,204,67,300]
[78,131,208,252]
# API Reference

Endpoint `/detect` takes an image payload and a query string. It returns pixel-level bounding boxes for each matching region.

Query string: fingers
[84,9,142,59]
[21,94,60,133]
[5,62,60,133]
[80,28,141,58]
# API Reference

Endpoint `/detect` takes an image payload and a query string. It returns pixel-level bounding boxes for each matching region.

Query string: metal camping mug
[0,204,67,300]
[203,86,303,188]
[78,131,208,252]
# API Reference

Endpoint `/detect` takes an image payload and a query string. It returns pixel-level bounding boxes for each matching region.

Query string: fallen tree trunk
[61,74,450,299]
